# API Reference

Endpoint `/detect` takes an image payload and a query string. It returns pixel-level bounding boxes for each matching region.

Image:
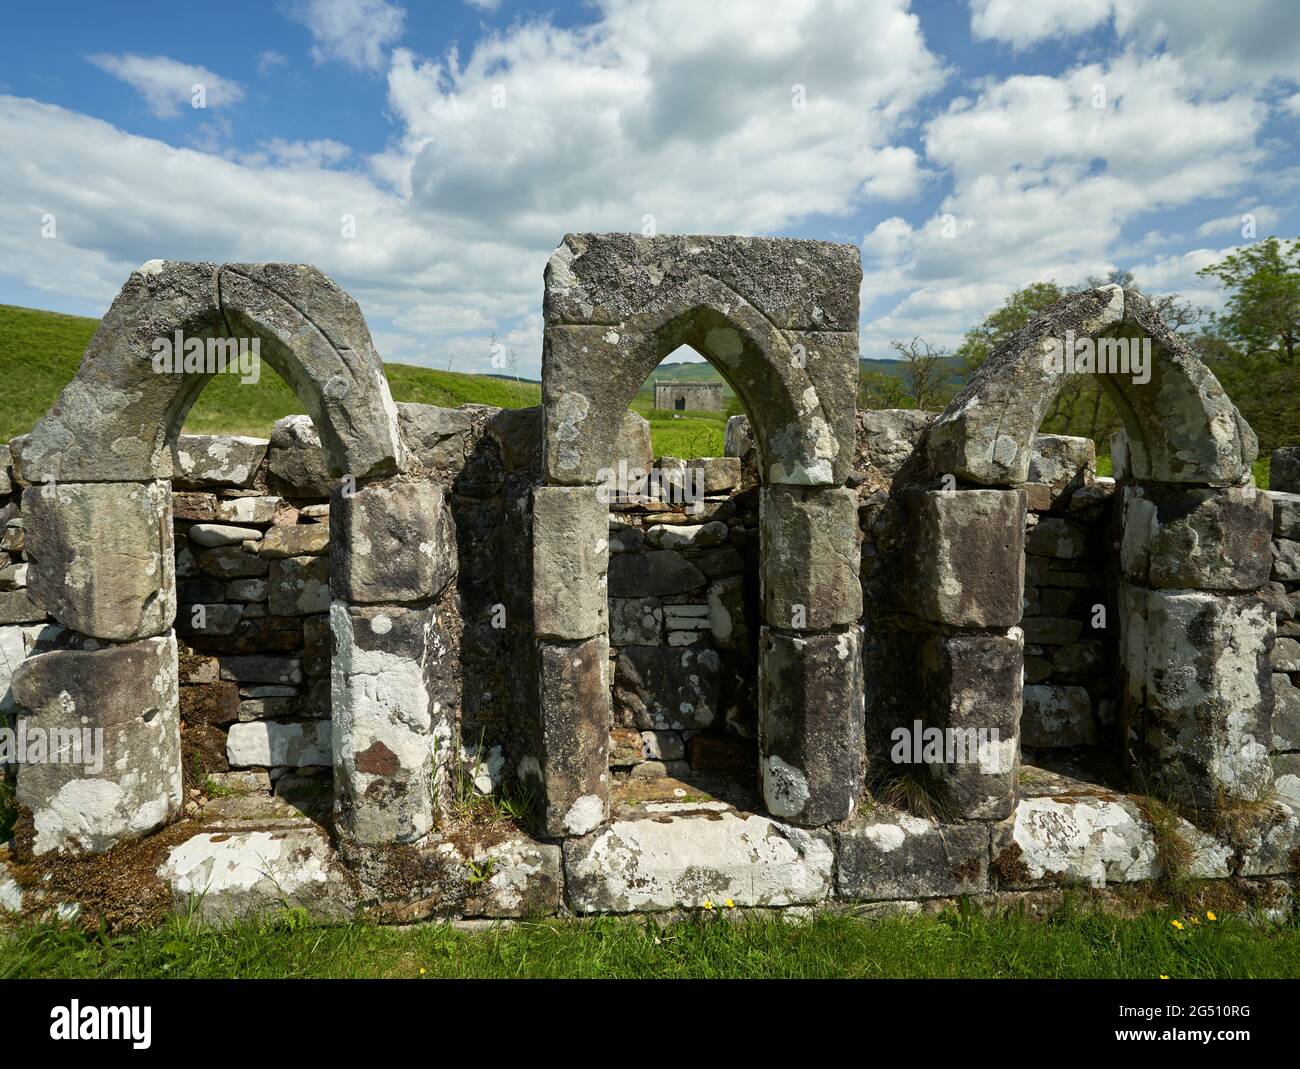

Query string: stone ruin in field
[2,236,1300,924]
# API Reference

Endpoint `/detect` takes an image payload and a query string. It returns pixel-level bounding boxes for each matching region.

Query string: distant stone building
[654,380,723,411]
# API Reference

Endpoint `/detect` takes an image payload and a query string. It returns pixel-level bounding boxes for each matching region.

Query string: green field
[0,304,739,458]
[2,904,1295,979]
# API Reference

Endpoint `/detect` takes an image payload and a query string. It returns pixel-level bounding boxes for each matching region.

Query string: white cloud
[86,53,245,119]
[465,0,501,10]
[1195,205,1280,238]
[284,0,406,72]
[969,0,1113,50]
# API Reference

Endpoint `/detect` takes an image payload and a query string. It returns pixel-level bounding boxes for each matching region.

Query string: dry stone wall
[2,249,1299,928]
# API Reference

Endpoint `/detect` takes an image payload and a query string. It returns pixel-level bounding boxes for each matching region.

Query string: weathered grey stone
[531,485,608,641]
[563,810,834,912]
[640,730,685,761]
[759,626,864,825]
[226,720,331,767]
[902,489,1025,628]
[1028,434,1095,493]
[1272,446,1300,493]
[992,794,1230,888]
[330,480,456,604]
[1122,585,1274,808]
[1269,491,1300,540]
[23,481,175,641]
[925,287,1256,486]
[760,485,861,630]
[214,495,281,524]
[615,644,721,731]
[188,523,262,547]
[219,655,303,685]
[1273,538,1300,582]
[1121,484,1274,591]
[331,603,454,844]
[21,263,402,483]
[460,834,564,918]
[268,555,331,615]
[12,633,181,855]
[609,597,662,645]
[707,576,747,652]
[696,456,742,494]
[259,524,329,558]
[173,435,267,489]
[1022,684,1096,747]
[396,402,473,471]
[913,628,1022,820]
[1021,616,1084,646]
[546,232,860,330]
[226,578,268,602]
[1025,517,1090,559]
[724,414,754,461]
[535,636,610,838]
[266,415,337,497]
[1239,774,1300,876]
[837,814,989,900]
[1272,636,1300,672]
[0,590,43,626]
[608,550,705,598]
[611,410,653,474]
[1272,673,1300,752]
[859,409,935,478]
[196,545,267,578]
[644,520,728,549]
[158,826,357,922]
[1049,639,1105,674]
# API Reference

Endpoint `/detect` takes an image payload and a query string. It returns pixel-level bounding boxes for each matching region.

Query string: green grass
[0,303,541,443]
[2,905,1296,979]
[630,394,731,459]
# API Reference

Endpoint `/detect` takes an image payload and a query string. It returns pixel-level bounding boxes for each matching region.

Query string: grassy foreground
[2,906,1297,979]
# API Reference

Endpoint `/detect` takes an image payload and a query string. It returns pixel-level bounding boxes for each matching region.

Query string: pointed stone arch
[532,233,864,836]
[12,261,416,856]
[894,286,1272,817]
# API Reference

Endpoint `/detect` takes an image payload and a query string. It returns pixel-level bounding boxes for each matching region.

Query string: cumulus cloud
[284,0,406,72]
[86,53,245,118]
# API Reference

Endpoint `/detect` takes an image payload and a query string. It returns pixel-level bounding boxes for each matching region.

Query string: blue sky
[1,0,1297,376]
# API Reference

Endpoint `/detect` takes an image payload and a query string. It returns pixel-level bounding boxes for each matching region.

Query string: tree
[953,281,1065,376]
[1197,237,1300,364]
[889,337,951,411]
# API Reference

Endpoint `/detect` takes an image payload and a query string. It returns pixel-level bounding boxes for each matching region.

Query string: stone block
[1121,484,1274,591]
[214,495,281,525]
[1271,445,1300,493]
[0,590,44,626]
[219,655,303,686]
[397,402,473,471]
[1272,673,1300,752]
[614,644,721,731]
[268,555,331,615]
[173,435,267,488]
[331,603,454,844]
[1025,517,1090,559]
[1022,684,1096,747]
[1273,539,1300,582]
[226,720,332,768]
[536,636,610,837]
[837,814,989,900]
[188,523,262,547]
[858,409,935,479]
[724,415,754,461]
[759,626,864,826]
[23,481,175,641]
[645,520,728,549]
[563,811,834,913]
[266,415,336,497]
[1028,434,1095,492]
[196,545,268,579]
[1121,585,1274,808]
[608,550,705,597]
[330,480,456,604]
[902,488,1025,628]
[760,485,861,630]
[12,633,181,855]
[531,485,608,641]
[609,597,662,645]
[259,524,329,558]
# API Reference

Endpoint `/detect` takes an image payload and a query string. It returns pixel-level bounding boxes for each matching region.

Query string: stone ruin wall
[2,241,1300,926]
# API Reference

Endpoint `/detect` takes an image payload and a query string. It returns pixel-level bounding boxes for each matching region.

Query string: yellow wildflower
[1171,919,1184,930]
[703,900,714,910]
[1207,911,1217,922]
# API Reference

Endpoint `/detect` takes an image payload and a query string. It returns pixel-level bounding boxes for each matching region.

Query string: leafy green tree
[1197,237,1300,364]
[953,281,1065,376]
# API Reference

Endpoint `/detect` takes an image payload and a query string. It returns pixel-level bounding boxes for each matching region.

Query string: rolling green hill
[0,304,541,443]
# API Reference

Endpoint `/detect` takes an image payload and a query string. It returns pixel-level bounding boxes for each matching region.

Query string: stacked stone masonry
[2,246,1299,926]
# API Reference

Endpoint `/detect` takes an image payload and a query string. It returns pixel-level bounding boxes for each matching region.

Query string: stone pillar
[11,633,182,855]
[1119,483,1275,809]
[16,480,181,854]
[757,485,864,824]
[329,479,457,844]
[895,488,1026,821]
[531,485,610,837]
